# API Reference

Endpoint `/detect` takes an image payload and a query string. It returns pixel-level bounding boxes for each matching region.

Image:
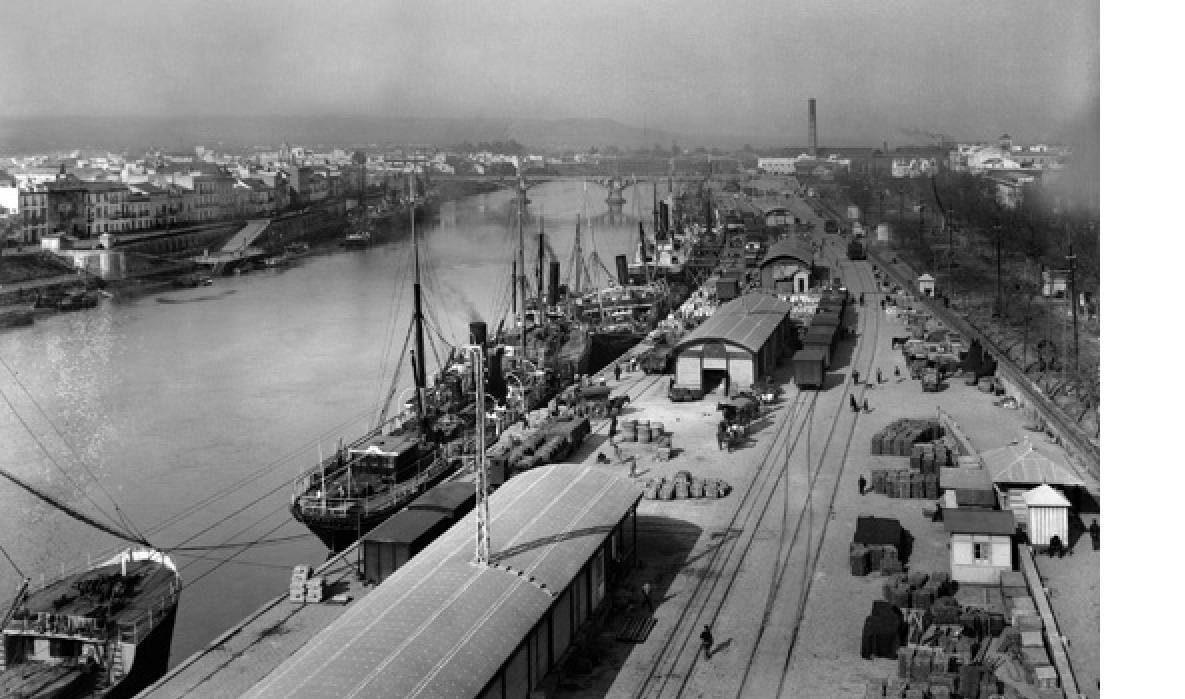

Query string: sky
[0,0,1098,146]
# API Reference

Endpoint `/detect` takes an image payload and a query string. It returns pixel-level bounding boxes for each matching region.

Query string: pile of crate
[642,470,731,500]
[849,541,903,576]
[870,418,943,456]
[869,469,938,500]
[289,565,325,604]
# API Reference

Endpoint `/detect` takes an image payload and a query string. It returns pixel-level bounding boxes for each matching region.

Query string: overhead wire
[0,381,141,543]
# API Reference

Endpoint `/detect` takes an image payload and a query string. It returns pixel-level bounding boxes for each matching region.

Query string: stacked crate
[305,576,325,603]
[869,419,950,499]
[289,565,310,604]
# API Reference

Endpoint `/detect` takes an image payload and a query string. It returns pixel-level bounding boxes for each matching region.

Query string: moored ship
[1,548,181,699]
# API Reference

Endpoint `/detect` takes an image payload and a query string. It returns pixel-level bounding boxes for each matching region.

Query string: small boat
[284,241,310,256]
[0,548,181,699]
[262,253,289,268]
[341,230,372,247]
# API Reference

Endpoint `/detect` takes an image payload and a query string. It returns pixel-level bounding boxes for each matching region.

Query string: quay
[138,184,1097,699]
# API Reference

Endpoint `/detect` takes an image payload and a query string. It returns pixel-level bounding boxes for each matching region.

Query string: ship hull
[292,462,459,552]
[104,602,179,699]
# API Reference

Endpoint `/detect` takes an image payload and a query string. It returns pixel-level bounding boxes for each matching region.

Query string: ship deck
[7,559,177,633]
[0,663,89,697]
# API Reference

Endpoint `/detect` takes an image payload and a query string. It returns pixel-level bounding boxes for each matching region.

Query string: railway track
[739,252,884,698]
[631,249,885,699]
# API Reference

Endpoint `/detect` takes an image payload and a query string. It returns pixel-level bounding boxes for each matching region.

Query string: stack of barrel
[643,472,731,500]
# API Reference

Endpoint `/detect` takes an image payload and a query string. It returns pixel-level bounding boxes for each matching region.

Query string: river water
[0,178,660,666]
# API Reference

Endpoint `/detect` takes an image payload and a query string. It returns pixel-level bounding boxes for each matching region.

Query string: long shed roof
[243,466,641,699]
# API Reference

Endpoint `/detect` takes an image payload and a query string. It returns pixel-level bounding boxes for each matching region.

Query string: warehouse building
[243,465,642,699]
[758,237,815,293]
[671,294,794,395]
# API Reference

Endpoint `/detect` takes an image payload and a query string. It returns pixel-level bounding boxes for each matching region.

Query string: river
[0,178,661,666]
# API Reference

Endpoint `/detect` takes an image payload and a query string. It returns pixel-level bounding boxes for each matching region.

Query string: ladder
[108,639,126,685]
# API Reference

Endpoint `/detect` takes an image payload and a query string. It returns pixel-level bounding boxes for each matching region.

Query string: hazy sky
[0,0,1098,144]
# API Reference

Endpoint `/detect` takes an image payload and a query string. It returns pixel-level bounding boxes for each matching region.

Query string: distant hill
[0,115,697,155]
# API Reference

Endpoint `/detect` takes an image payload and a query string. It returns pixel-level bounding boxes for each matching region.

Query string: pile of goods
[850,516,907,575]
[867,420,966,500]
[487,416,590,478]
[862,569,1061,698]
[617,419,671,447]
[870,418,943,456]
[642,470,731,500]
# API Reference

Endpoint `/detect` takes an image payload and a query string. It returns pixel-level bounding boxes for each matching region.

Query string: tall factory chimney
[808,98,818,156]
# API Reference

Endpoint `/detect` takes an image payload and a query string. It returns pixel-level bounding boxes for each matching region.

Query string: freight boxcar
[792,348,828,389]
[362,510,453,585]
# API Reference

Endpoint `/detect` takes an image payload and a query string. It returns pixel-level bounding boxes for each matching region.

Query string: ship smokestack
[548,261,561,306]
[808,98,818,157]
[469,321,488,348]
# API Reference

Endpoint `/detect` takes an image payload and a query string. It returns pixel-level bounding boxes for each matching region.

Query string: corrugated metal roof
[1021,483,1071,507]
[944,509,1015,536]
[759,238,813,267]
[673,296,790,355]
[983,442,1084,487]
[244,466,641,699]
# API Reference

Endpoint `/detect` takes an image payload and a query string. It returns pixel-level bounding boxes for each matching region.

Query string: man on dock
[641,582,654,612]
[858,474,867,495]
[700,625,714,659]
[614,363,621,381]
[850,394,859,412]
[1088,519,1100,550]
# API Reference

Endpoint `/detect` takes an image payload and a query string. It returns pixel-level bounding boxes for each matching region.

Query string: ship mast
[517,178,527,363]
[536,213,546,332]
[410,173,428,420]
[470,346,490,564]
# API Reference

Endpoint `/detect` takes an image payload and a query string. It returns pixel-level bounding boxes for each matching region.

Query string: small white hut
[944,509,1016,585]
[917,273,936,297]
[1022,484,1072,549]
[983,440,1083,527]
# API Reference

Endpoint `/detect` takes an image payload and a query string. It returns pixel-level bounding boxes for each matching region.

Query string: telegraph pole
[993,223,1002,318]
[1067,244,1079,374]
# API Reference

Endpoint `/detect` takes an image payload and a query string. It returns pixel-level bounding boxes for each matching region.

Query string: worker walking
[858,474,867,496]
[894,366,901,380]
[614,363,621,381]
[876,368,883,384]
[852,369,860,384]
[863,398,870,413]
[1088,519,1100,550]
[609,415,618,441]
[700,625,714,659]
[849,394,859,412]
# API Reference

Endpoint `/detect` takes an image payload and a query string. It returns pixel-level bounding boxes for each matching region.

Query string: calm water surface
[0,179,659,665]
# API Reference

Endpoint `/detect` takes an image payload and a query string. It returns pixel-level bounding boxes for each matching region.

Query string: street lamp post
[1066,245,1079,374]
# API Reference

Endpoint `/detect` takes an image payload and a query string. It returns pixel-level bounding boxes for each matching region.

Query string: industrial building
[758,238,815,293]
[672,294,795,395]
[242,465,642,699]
